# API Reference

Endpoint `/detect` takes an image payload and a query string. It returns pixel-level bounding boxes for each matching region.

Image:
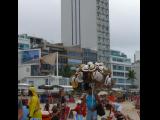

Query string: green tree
[127,70,136,88]
[55,64,76,77]
[63,64,71,77]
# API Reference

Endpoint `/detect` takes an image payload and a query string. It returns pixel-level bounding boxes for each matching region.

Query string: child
[71,100,83,120]
[21,100,29,120]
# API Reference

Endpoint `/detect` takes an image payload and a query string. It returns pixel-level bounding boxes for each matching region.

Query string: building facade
[132,60,140,89]
[21,76,62,93]
[18,34,30,50]
[18,34,31,81]
[133,50,140,89]
[61,0,110,66]
[96,0,110,66]
[82,48,97,64]
[65,46,82,66]
[110,50,132,89]
[29,36,44,49]
[134,51,140,62]
[59,77,71,86]
[41,43,68,76]
[18,65,31,81]
[21,35,67,76]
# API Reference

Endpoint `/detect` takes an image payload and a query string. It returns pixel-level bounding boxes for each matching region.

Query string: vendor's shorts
[86,110,97,120]
[75,114,83,120]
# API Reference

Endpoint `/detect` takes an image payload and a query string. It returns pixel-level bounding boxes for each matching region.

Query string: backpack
[96,103,105,116]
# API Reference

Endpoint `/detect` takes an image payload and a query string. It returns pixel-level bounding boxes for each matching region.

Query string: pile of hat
[70,62,112,89]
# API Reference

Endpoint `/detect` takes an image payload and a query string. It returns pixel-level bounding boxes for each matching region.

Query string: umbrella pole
[91,83,94,106]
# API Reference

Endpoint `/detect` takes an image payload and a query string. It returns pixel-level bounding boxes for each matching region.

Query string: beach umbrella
[38,85,54,90]
[112,88,123,92]
[38,85,64,90]
[98,91,108,96]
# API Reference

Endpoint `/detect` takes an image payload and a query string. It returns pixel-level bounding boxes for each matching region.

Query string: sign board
[18,49,41,65]
[68,59,82,65]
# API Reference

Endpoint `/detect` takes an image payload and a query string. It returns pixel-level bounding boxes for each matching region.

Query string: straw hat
[99,62,104,66]
[76,68,80,72]
[82,65,89,72]
[80,64,85,69]
[87,62,93,65]
[76,100,82,104]
[87,62,96,71]
[95,62,99,66]
[95,62,100,70]
[99,66,104,71]
[93,71,103,82]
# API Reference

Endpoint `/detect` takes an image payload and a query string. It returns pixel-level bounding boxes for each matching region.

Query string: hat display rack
[70,61,113,93]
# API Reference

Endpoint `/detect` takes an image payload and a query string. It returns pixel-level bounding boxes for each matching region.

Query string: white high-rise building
[132,61,140,89]
[110,50,132,89]
[134,51,140,62]
[61,0,110,66]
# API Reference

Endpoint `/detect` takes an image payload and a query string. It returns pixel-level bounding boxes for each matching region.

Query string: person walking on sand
[84,87,98,120]
[71,100,83,120]
[28,87,42,120]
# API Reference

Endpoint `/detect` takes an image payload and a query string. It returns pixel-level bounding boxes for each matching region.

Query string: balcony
[40,69,51,74]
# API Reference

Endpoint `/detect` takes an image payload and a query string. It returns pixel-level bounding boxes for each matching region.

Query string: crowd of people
[18,86,42,120]
[18,86,139,120]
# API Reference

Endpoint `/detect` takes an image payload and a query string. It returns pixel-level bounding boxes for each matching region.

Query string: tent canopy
[58,85,73,88]
[18,83,30,86]
[38,85,54,90]
[38,85,73,91]
[112,88,124,92]
[98,91,108,96]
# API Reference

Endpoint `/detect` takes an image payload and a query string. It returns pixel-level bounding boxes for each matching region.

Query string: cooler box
[42,111,51,120]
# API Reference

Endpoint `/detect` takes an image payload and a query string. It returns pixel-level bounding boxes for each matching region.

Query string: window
[125,67,131,71]
[118,66,124,70]
[113,65,116,70]
[118,79,125,83]
[45,79,51,85]
[112,57,117,61]
[125,59,131,63]
[125,73,128,77]
[18,43,30,50]
[117,58,123,62]
[29,81,34,86]
[113,72,124,77]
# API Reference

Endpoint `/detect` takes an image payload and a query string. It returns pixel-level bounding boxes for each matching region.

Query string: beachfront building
[110,50,132,89]
[21,76,62,93]
[65,46,82,69]
[134,51,140,63]
[132,60,140,89]
[18,34,30,50]
[82,48,97,64]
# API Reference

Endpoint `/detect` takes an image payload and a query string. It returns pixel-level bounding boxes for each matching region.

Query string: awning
[98,91,108,96]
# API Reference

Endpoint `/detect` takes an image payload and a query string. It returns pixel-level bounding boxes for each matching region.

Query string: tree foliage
[127,69,136,84]
[57,64,75,77]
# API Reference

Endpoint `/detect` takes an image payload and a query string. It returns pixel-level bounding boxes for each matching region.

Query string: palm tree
[127,70,136,88]
[59,64,75,77]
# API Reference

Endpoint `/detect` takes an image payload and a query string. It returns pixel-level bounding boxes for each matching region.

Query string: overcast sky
[18,0,140,62]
